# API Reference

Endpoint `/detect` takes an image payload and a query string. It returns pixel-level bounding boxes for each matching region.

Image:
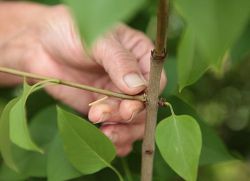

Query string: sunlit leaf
[57,107,116,174]
[156,114,202,181]
[0,98,19,172]
[47,134,81,181]
[63,0,146,46]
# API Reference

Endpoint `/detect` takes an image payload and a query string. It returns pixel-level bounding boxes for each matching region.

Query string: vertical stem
[155,0,168,54]
[140,0,169,181]
[121,158,133,181]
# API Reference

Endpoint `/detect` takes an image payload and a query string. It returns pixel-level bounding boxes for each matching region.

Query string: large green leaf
[57,107,117,175]
[63,0,146,46]
[0,98,19,172]
[9,80,55,153]
[156,114,202,181]
[47,134,81,181]
[175,0,250,89]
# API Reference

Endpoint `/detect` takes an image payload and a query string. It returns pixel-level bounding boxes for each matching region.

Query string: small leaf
[9,79,56,153]
[0,98,19,172]
[63,0,146,46]
[47,134,81,181]
[158,96,233,165]
[57,107,116,174]
[156,114,202,181]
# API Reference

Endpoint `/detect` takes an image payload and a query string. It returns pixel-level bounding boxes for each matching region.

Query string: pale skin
[0,1,166,156]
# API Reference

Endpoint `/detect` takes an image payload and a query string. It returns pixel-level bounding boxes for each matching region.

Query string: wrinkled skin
[0,2,166,156]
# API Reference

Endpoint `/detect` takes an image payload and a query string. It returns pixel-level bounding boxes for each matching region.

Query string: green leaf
[47,134,81,181]
[231,22,250,64]
[156,114,202,181]
[63,0,146,46]
[0,163,27,181]
[162,57,178,96]
[29,105,57,146]
[177,27,209,91]
[11,105,58,177]
[0,98,19,172]
[158,96,234,165]
[0,105,58,177]
[0,102,58,176]
[175,0,250,89]
[9,80,56,153]
[57,107,117,175]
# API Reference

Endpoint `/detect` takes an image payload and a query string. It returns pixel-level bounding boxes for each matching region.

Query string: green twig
[163,101,175,116]
[0,66,146,102]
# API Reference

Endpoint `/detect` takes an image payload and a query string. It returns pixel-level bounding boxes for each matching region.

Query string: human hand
[1,4,166,156]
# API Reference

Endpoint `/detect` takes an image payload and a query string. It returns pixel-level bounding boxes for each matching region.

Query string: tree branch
[141,0,169,181]
[0,66,146,102]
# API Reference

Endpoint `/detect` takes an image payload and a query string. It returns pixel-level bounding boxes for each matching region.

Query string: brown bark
[140,0,169,180]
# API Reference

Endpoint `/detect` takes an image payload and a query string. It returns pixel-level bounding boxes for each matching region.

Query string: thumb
[92,34,147,95]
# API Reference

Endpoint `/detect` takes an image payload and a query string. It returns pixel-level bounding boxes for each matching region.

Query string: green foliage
[156,112,202,181]
[57,107,122,180]
[231,22,250,64]
[175,0,250,90]
[177,27,208,91]
[0,105,57,180]
[158,96,234,166]
[9,80,55,153]
[0,98,19,172]
[47,134,81,181]
[63,0,146,46]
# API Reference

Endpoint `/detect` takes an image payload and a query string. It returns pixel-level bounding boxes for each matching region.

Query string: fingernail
[126,110,141,123]
[123,73,146,88]
[95,112,111,124]
[126,110,139,123]
[102,122,118,125]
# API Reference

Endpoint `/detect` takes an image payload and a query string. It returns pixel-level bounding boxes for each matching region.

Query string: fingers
[112,24,167,94]
[92,32,147,95]
[88,98,144,124]
[100,118,145,156]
